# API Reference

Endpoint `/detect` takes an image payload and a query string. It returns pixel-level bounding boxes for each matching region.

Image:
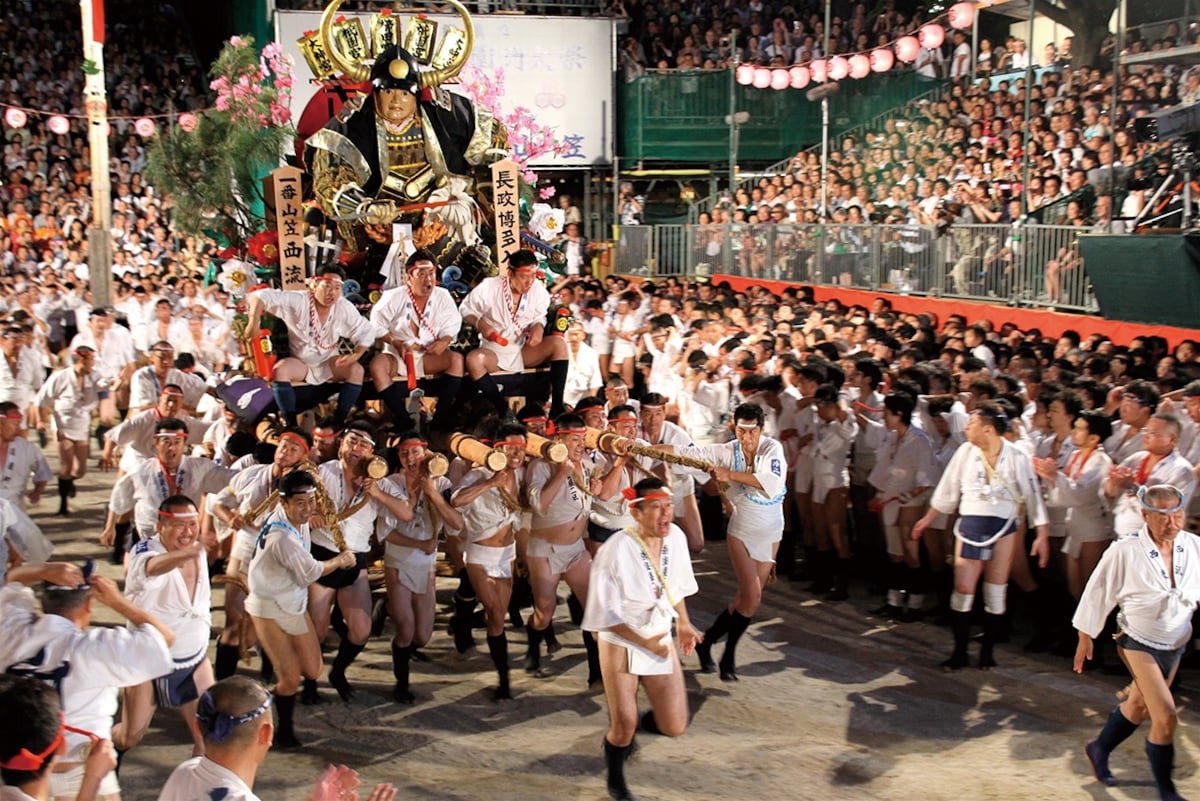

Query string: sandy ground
[32,457,1200,801]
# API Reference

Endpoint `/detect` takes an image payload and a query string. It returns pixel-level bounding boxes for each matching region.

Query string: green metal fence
[613,222,1099,313]
[619,69,941,163]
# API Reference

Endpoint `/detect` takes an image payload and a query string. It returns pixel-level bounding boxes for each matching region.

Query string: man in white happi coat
[68,308,135,421]
[0,560,174,801]
[209,428,313,681]
[127,340,208,414]
[112,496,214,758]
[34,345,105,515]
[368,249,463,429]
[101,418,236,552]
[245,265,378,427]
[0,401,51,511]
[1103,412,1197,538]
[100,385,210,476]
[459,249,570,418]
[0,324,42,424]
[304,422,411,704]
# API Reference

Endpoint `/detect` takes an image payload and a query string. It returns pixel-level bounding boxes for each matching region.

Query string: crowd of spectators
[0,1,214,361]
[3,0,1199,321]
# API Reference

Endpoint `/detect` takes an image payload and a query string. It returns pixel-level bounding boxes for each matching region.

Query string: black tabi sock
[335,382,363,421]
[214,643,240,680]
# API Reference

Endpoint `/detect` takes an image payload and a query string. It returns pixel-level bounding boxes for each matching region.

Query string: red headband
[155,430,187,439]
[622,488,672,504]
[0,717,96,771]
[494,438,527,448]
[159,388,185,398]
[609,414,638,423]
[397,440,427,450]
[556,427,588,436]
[0,724,63,771]
[158,509,199,519]
[312,428,341,440]
[312,274,342,284]
[521,416,547,424]
[511,263,536,274]
[278,432,310,454]
[1,409,22,420]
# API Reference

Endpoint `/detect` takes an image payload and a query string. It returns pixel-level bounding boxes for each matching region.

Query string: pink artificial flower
[229,35,243,47]
[539,186,557,200]
[522,170,538,184]
[215,95,230,111]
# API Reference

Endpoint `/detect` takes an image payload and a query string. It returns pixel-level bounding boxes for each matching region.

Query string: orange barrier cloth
[710,275,1200,348]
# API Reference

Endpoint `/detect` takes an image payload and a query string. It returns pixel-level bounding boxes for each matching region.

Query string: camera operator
[619,184,644,226]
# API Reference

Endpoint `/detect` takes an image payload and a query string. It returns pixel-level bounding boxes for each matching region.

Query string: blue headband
[1137,484,1186,515]
[196,692,272,744]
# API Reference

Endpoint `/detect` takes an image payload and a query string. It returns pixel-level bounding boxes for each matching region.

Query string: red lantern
[810,59,828,82]
[789,65,810,89]
[736,64,755,86]
[134,117,156,138]
[948,2,976,29]
[848,54,871,79]
[828,56,850,81]
[752,68,771,89]
[895,36,920,63]
[871,48,895,72]
[770,69,790,90]
[3,108,26,129]
[178,112,198,132]
[919,24,945,50]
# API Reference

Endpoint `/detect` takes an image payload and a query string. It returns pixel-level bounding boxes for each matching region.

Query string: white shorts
[386,348,425,379]
[527,537,586,575]
[1061,528,1114,559]
[230,529,256,565]
[51,763,120,799]
[481,338,524,373]
[246,595,309,636]
[729,515,783,563]
[611,338,636,362]
[811,474,848,504]
[465,541,517,579]
[385,545,436,594]
[303,358,337,385]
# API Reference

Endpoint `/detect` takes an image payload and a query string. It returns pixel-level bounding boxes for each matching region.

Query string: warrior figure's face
[376,87,417,126]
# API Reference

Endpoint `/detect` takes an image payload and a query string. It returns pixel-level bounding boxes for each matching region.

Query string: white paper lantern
[895,36,920,63]
[178,112,198,132]
[810,59,828,82]
[770,69,790,90]
[948,2,977,29]
[919,24,945,50]
[736,64,755,86]
[47,115,69,135]
[752,67,771,89]
[848,54,871,79]
[828,56,850,81]
[134,117,156,138]
[4,108,26,129]
[789,65,810,89]
[871,48,895,72]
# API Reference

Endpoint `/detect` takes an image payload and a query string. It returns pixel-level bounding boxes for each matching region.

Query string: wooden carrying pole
[449,433,508,472]
[525,431,568,464]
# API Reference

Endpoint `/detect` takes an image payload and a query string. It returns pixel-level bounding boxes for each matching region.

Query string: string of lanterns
[736,0,980,90]
[3,105,201,138]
